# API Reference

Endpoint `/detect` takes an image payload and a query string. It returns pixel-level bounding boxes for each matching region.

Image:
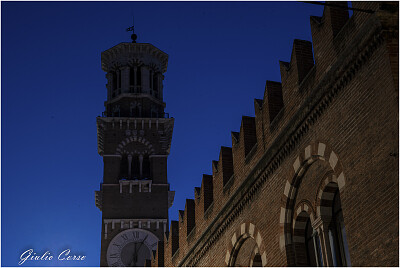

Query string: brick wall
[154,2,399,266]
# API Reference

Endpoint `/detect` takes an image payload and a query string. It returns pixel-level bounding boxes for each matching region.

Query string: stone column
[139,154,143,177]
[313,217,334,267]
[312,232,320,266]
[134,67,137,87]
[320,224,334,267]
[128,155,132,179]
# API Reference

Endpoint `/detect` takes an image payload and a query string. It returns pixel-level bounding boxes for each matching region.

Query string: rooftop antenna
[126,15,137,43]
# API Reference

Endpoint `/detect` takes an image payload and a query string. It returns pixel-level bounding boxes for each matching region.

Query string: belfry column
[139,154,143,177]
[128,155,132,178]
[134,67,138,88]
[313,217,334,266]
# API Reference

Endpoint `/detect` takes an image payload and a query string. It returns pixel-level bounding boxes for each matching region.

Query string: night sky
[2,1,328,266]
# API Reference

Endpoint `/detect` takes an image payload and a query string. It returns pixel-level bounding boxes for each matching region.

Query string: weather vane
[126,16,137,43]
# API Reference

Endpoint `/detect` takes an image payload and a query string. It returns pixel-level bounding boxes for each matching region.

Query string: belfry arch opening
[129,64,142,93]
[120,154,152,180]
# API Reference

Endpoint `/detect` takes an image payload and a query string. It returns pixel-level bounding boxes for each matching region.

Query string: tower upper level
[101,42,169,118]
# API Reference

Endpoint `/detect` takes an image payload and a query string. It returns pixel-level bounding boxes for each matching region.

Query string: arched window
[329,191,351,266]
[129,66,142,93]
[231,237,260,267]
[132,155,140,179]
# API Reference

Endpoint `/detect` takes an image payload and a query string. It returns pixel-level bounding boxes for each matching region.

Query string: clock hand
[131,235,148,266]
[136,235,148,253]
[130,243,138,267]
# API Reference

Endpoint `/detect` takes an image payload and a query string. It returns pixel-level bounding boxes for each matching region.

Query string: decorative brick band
[225,222,267,267]
[292,201,315,244]
[316,173,340,219]
[115,136,154,155]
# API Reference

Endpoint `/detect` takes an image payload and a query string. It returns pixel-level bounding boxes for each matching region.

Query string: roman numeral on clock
[132,231,139,239]
[112,243,122,250]
[150,241,158,248]
[109,253,119,259]
[121,234,128,240]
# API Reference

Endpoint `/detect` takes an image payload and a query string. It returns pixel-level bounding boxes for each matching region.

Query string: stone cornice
[104,92,166,107]
[178,16,384,267]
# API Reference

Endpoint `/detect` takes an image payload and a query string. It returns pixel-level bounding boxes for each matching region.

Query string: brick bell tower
[95,25,175,267]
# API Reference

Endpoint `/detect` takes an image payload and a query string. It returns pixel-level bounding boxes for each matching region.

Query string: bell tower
[95,26,175,267]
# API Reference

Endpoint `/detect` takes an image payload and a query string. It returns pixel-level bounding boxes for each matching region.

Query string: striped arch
[225,222,267,267]
[292,201,316,243]
[115,136,155,155]
[292,203,315,266]
[316,174,340,219]
[279,142,347,264]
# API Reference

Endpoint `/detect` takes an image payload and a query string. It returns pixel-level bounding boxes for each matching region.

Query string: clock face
[107,228,159,267]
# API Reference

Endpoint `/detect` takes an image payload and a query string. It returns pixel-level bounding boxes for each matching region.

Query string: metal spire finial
[126,15,137,43]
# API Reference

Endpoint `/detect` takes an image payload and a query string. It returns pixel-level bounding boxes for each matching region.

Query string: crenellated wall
[153,2,398,266]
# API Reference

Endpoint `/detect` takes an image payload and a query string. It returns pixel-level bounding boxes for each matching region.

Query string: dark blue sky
[2,1,326,266]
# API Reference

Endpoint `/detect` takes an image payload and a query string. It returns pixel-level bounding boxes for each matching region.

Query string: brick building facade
[150,2,399,267]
